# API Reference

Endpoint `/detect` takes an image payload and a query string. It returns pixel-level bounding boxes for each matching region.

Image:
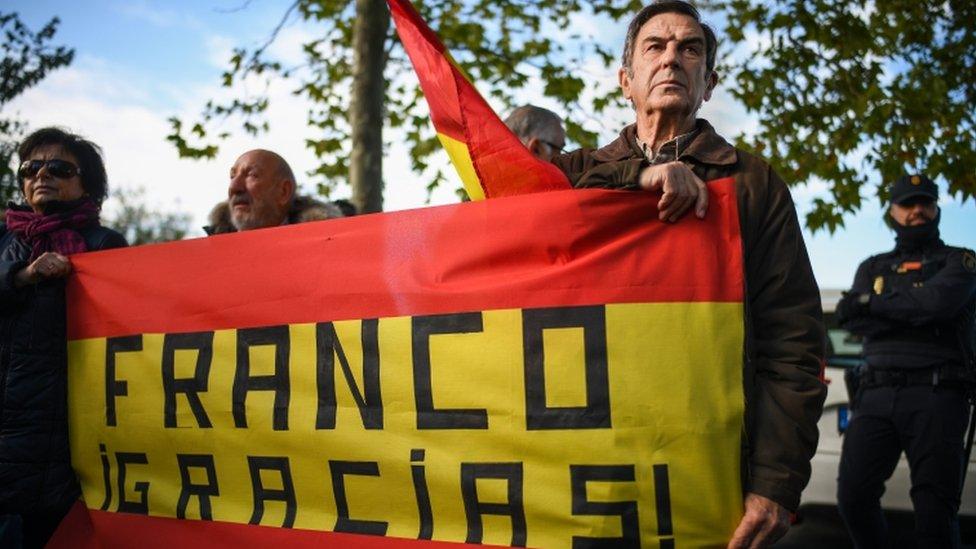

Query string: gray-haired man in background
[504,105,566,162]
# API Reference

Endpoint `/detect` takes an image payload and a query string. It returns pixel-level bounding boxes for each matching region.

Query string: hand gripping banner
[52,183,745,548]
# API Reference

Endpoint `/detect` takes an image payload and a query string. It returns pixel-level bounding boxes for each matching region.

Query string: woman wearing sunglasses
[0,127,127,548]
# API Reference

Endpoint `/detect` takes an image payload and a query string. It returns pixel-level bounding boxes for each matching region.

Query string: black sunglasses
[18,159,82,180]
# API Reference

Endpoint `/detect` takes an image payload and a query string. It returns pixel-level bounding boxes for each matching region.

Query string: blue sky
[4,1,974,289]
[11,0,283,94]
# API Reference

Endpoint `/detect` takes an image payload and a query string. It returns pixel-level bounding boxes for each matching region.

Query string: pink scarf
[5,200,101,261]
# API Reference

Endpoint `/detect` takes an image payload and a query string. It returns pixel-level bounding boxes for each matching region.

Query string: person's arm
[0,226,28,302]
[560,157,708,221]
[0,256,29,302]
[868,250,976,325]
[837,260,874,321]
[836,260,893,336]
[0,251,73,302]
[571,159,646,190]
[551,148,643,190]
[741,164,826,515]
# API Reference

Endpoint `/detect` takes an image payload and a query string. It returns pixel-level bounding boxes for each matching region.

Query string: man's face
[889,197,938,227]
[619,12,716,120]
[228,151,293,231]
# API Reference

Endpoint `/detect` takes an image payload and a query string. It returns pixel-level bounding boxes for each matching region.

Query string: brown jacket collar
[591,119,738,166]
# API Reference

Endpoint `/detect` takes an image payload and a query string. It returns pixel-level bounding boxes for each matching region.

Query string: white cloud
[205,35,238,69]
[115,0,204,31]
[10,55,156,107]
[265,26,319,67]
[698,86,757,142]
[790,177,831,202]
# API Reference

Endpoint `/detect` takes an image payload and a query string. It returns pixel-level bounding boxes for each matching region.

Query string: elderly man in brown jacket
[552,1,826,547]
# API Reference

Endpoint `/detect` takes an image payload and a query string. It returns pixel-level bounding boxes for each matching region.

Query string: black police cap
[890,174,938,205]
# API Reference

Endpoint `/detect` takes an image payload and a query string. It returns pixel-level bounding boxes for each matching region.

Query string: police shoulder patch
[963,251,976,273]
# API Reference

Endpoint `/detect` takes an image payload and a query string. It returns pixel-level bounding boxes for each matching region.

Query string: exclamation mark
[653,464,674,549]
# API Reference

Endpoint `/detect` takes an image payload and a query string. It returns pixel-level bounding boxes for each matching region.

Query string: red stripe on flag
[47,502,508,549]
[388,0,466,142]
[67,184,743,340]
[388,0,570,197]
[457,76,572,197]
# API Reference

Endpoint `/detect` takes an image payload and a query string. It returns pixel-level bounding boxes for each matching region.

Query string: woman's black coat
[0,222,127,514]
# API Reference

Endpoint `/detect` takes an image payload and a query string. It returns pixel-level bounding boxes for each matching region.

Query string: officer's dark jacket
[552,120,827,512]
[841,235,976,371]
[0,221,127,513]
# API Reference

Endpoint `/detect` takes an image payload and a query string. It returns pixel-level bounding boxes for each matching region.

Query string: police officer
[835,174,976,548]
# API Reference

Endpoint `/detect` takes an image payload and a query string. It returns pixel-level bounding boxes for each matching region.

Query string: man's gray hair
[504,105,564,143]
[621,1,718,74]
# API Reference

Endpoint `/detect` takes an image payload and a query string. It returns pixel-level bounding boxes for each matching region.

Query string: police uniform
[835,174,976,548]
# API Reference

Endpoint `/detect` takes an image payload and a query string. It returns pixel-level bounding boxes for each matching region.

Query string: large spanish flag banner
[52,184,745,548]
[388,0,571,200]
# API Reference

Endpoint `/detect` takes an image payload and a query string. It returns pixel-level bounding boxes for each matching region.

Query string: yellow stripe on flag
[436,132,485,200]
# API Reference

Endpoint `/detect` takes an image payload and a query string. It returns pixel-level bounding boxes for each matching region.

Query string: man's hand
[727,493,790,549]
[638,161,709,222]
[835,290,869,325]
[14,252,72,288]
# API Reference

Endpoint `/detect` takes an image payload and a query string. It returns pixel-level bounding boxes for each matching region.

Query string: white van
[800,289,976,514]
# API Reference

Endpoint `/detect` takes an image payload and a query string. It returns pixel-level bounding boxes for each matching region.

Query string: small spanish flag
[388,0,571,199]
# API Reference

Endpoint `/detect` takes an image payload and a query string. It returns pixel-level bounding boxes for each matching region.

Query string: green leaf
[718,0,975,229]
